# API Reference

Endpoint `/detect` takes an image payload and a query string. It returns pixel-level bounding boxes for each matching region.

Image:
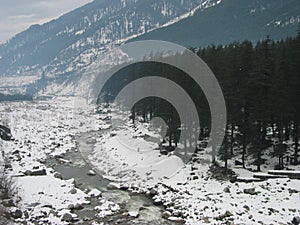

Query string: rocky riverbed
[47,131,179,225]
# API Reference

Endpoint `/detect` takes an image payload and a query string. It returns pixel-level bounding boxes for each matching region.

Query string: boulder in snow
[61,213,74,222]
[87,188,102,198]
[24,169,47,176]
[243,188,256,195]
[10,208,22,219]
[87,170,96,176]
[162,211,172,219]
[292,216,300,225]
[54,172,63,179]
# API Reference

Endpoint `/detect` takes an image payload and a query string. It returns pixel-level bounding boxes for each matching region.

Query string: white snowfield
[0,76,39,87]
[0,97,117,224]
[0,97,299,224]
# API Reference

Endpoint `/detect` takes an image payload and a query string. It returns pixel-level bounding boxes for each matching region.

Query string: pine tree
[292,29,300,164]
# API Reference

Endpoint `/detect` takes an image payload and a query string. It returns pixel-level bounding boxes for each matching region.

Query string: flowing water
[50,130,178,225]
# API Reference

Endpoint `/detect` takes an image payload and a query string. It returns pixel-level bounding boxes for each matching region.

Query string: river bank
[49,131,179,225]
[0,97,299,224]
[0,97,181,224]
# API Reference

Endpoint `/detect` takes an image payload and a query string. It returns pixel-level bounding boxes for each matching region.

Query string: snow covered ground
[0,76,39,87]
[87,108,300,225]
[0,97,118,224]
[0,97,299,224]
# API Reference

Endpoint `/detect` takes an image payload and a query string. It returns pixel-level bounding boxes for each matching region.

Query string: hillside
[132,0,300,47]
[0,0,205,77]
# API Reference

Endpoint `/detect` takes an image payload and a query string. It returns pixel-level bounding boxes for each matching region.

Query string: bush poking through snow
[0,169,17,201]
[0,167,19,223]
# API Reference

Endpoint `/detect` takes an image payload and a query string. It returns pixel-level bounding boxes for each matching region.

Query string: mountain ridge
[0,0,299,96]
[131,0,300,47]
[0,0,206,77]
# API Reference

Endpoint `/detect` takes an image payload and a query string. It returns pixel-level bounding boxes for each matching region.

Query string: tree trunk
[224,133,228,170]
[200,127,204,138]
[212,142,216,163]
[241,102,248,169]
[285,122,290,141]
[230,124,234,156]
[143,110,146,122]
[257,152,261,172]
[131,109,135,124]
[257,122,263,172]
[278,118,284,169]
[271,116,276,138]
[242,139,246,169]
[294,121,299,165]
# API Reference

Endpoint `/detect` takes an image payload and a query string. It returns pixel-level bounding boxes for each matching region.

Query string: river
[49,129,179,225]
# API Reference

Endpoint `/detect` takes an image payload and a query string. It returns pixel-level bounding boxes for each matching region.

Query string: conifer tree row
[100,31,300,170]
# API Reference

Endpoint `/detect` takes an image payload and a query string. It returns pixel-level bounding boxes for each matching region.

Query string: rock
[74,203,84,210]
[149,188,157,196]
[203,206,209,211]
[23,210,29,218]
[168,216,185,223]
[162,211,172,219]
[243,205,250,211]
[288,188,299,194]
[292,216,300,225]
[215,211,233,220]
[235,160,243,166]
[87,170,96,176]
[15,154,22,161]
[244,188,256,195]
[153,199,163,206]
[25,169,46,176]
[70,188,77,194]
[230,175,238,183]
[43,204,53,209]
[139,206,147,211]
[173,210,182,217]
[54,155,63,159]
[12,150,20,155]
[54,172,63,179]
[11,209,22,219]
[83,217,90,221]
[224,210,233,217]
[61,213,73,222]
[68,204,75,210]
[0,125,13,141]
[203,217,210,223]
[107,183,119,190]
[24,170,32,176]
[87,188,102,198]
[2,199,14,207]
[0,191,6,199]
[223,187,230,193]
[192,176,199,180]
[128,211,139,218]
[120,185,129,191]
[110,132,117,137]
[160,149,168,155]
[4,163,12,170]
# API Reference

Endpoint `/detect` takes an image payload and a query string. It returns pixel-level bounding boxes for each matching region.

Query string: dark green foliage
[200,34,300,169]
[99,31,300,168]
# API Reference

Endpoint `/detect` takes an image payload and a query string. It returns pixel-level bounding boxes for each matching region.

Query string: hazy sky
[0,0,93,44]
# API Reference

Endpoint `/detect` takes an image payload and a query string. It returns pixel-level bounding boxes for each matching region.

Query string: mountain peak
[0,0,204,77]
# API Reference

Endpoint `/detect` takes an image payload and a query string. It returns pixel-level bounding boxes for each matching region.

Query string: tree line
[99,30,300,171]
